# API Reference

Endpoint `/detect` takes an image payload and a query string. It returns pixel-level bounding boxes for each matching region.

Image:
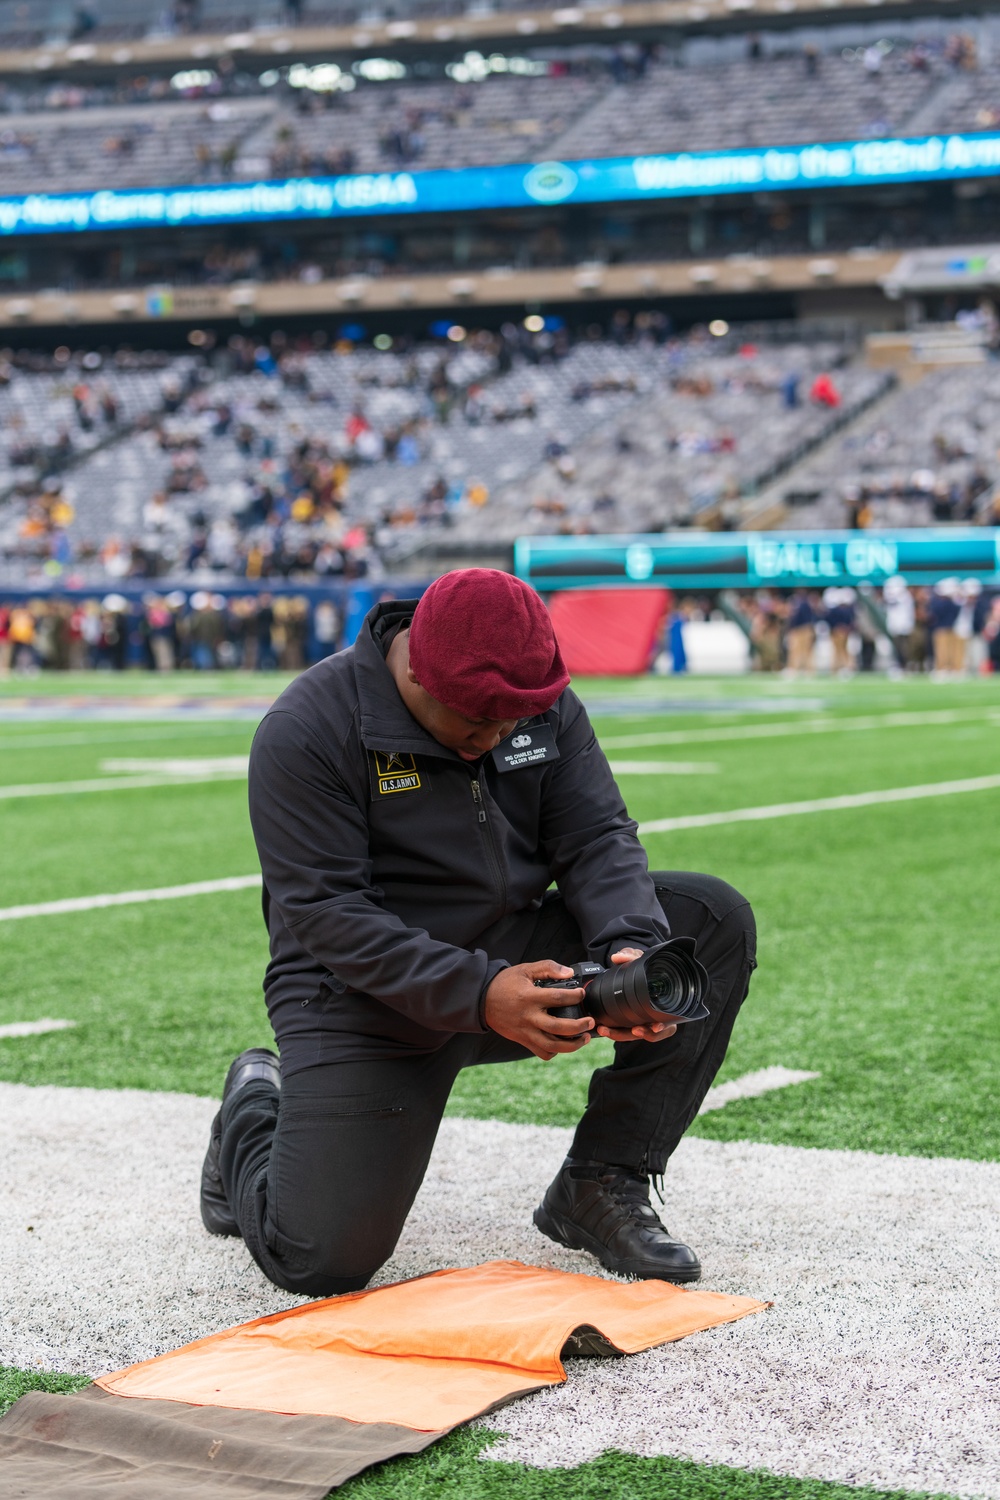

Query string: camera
[535,937,710,1032]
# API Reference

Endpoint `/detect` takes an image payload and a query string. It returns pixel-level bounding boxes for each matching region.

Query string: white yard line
[0,875,261,923]
[0,725,248,751]
[0,772,247,800]
[100,757,250,776]
[4,772,999,920]
[638,773,1000,836]
[609,761,718,775]
[0,1019,76,1039]
[601,705,1000,750]
[0,1087,996,1498]
[698,1066,819,1114]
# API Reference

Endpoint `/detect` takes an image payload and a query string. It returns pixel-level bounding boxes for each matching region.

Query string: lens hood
[584,937,710,1029]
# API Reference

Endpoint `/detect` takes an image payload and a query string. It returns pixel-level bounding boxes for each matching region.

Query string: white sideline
[601,705,1000,750]
[698,1066,819,1113]
[101,756,250,776]
[637,772,1000,836]
[0,772,247,800]
[0,875,262,923]
[3,772,999,922]
[0,1018,76,1039]
[609,761,718,775]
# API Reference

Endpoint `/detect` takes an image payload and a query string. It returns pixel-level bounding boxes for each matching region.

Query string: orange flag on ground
[98,1260,768,1431]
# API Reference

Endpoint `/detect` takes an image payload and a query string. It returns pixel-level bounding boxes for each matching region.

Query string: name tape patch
[373,750,422,795]
[492,724,560,773]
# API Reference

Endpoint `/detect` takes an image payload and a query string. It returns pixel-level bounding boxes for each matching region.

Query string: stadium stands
[777,362,1000,530]
[0,350,197,493]
[549,53,941,159]
[470,345,892,548]
[243,73,606,178]
[0,37,991,198]
[0,0,549,49]
[0,97,274,193]
[0,328,929,586]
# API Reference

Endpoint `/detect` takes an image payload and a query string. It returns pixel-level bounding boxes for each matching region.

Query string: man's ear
[406,666,422,688]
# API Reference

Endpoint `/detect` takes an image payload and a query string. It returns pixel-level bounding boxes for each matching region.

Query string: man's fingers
[522,959,577,982]
[536,987,586,1014]
[534,1033,591,1056]
[596,1023,678,1043]
[536,1008,593,1035]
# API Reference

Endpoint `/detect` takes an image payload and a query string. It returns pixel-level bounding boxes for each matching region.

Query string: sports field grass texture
[1,671,998,1498]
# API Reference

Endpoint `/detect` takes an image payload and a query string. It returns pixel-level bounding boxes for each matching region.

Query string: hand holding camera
[535,938,711,1043]
[483,960,593,1061]
[484,938,710,1060]
[587,947,679,1043]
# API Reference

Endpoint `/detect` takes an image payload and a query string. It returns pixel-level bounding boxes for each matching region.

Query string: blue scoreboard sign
[513,529,1000,591]
[4,131,1000,236]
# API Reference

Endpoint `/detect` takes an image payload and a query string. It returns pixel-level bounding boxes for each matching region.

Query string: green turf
[0,671,294,697]
[1,679,998,1158]
[0,1364,90,1413]
[339,1428,958,1500]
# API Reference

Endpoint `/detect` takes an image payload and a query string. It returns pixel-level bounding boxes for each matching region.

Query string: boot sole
[200,1110,240,1237]
[533,1201,702,1284]
[200,1054,280,1237]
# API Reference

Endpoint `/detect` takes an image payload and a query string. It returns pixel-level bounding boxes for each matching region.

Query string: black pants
[219,871,756,1297]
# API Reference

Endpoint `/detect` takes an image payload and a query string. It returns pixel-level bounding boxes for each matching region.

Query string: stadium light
[523,315,545,332]
[171,69,216,91]
[352,58,407,81]
[709,319,729,336]
[446,325,467,342]
[446,51,546,82]
[288,62,346,92]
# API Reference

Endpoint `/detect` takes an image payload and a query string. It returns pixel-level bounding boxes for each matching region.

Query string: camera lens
[584,938,710,1029]
[644,949,698,1014]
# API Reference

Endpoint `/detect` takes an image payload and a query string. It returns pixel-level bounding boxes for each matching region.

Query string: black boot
[533,1157,701,1283]
[200,1048,280,1237]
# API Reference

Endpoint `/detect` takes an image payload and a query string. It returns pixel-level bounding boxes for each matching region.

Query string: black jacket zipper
[470,775,506,912]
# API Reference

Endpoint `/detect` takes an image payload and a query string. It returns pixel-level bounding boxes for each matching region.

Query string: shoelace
[594,1165,663,1223]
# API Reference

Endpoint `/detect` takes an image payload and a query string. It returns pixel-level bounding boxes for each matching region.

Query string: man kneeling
[201,570,756,1294]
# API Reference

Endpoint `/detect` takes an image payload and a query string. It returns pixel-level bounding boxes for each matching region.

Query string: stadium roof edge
[0,0,992,80]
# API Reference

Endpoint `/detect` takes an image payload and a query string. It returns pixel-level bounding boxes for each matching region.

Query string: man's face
[408,689,518,762]
[388,627,519,761]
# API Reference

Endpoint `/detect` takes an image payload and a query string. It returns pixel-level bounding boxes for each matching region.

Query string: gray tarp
[0,1383,446,1499]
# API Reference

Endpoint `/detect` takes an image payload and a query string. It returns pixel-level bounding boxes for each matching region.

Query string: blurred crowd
[723,577,1000,676]
[0,590,343,674]
[4,577,1000,677]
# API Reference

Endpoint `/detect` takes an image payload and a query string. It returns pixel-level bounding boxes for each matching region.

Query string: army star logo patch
[374,750,422,795]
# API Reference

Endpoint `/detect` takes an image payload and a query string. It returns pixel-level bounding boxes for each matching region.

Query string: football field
[1,670,998,1500]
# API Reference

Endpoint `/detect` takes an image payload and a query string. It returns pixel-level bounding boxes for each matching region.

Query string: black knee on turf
[649,871,756,982]
[651,870,754,928]
[270,1262,379,1298]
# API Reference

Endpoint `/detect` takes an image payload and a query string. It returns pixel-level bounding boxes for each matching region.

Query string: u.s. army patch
[373,750,422,795]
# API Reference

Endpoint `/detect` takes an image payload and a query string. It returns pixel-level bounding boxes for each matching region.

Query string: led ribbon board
[4,132,1000,235]
[513,530,1000,590]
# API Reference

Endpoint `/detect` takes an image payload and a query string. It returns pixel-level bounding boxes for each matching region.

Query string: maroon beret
[408,569,569,720]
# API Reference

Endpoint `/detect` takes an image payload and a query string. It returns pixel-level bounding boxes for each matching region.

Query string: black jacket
[248,600,669,1071]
